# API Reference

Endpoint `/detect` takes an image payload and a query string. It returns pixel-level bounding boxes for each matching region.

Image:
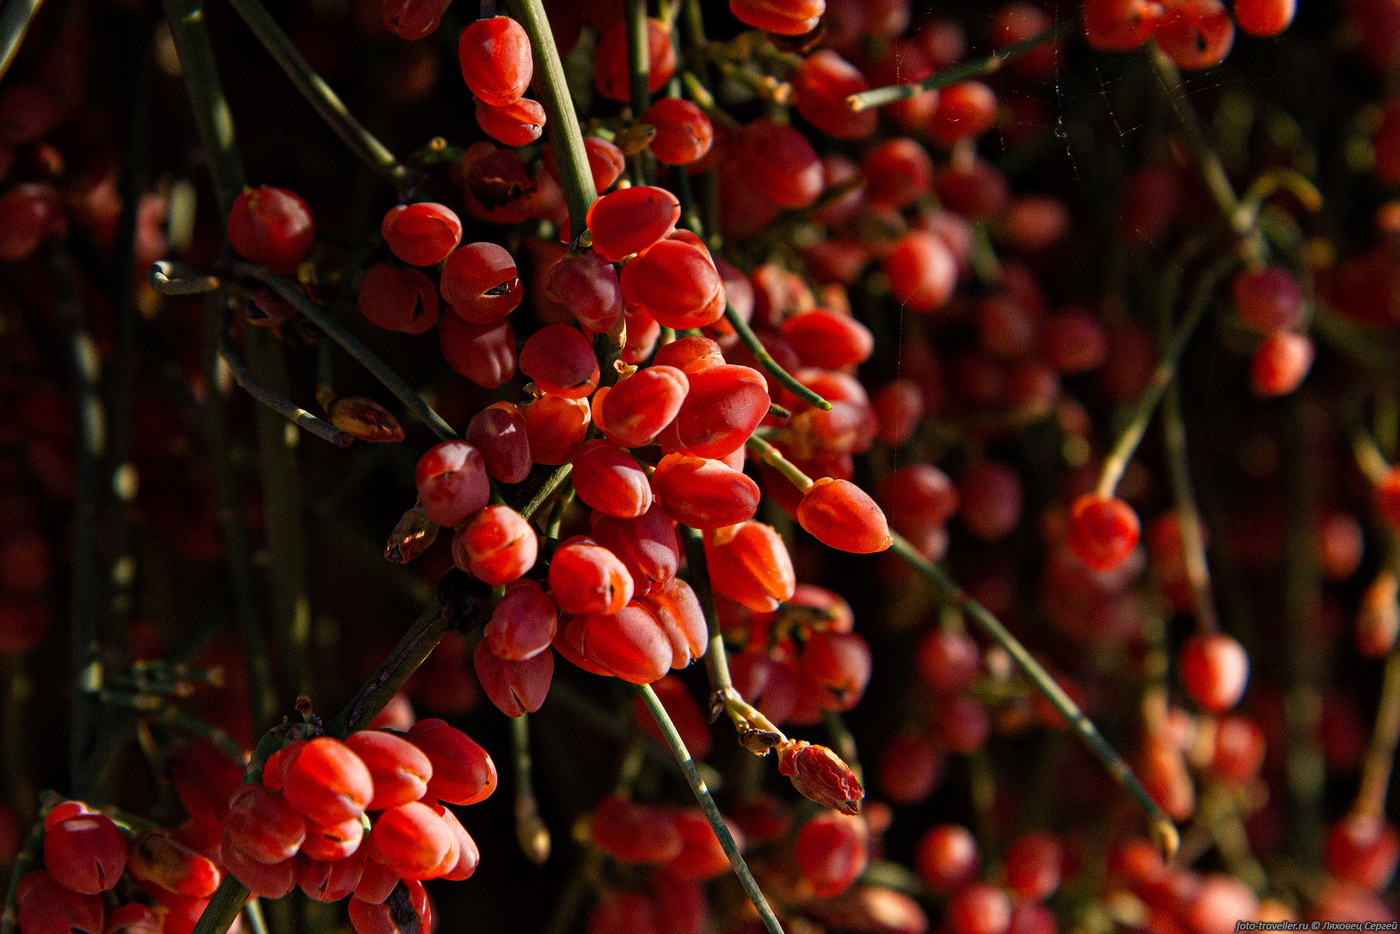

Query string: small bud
[328,396,406,443]
[616,123,658,155]
[386,505,439,564]
[776,739,865,815]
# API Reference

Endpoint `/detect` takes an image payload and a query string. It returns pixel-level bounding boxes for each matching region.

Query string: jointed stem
[727,307,832,411]
[225,0,409,187]
[1162,383,1219,635]
[236,264,457,441]
[636,683,787,934]
[217,332,353,447]
[1356,616,1400,818]
[887,531,1179,861]
[511,713,551,864]
[847,21,1073,111]
[1095,259,1233,499]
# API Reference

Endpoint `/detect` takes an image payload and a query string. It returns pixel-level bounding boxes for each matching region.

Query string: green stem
[520,463,573,522]
[225,0,409,187]
[511,713,551,864]
[887,532,1180,861]
[625,0,651,119]
[746,434,815,493]
[217,332,353,446]
[325,603,456,735]
[1356,646,1400,818]
[1095,259,1232,499]
[847,21,1073,111]
[1146,45,1251,239]
[1162,384,1219,634]
[235,264,456,441]
[0,0,44,84]
[511,0,598,239]
[726,306,831,411]
[636,683,786,934]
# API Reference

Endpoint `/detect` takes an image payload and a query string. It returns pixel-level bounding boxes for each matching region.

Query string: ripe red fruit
[928,81,998,147]
[369,801,453,880]
[1376,467,1400,528]
[948,883,1013,934]
[571,440,653,519]
[440,315,517,388]
[406,718,497,805]
[457,16,533,107]
[579,601,674,682]
[642,97,715,164]
[729,0,824,35]
[742,118,823,209]
[638,577,708,669]
[381,202,462,267]
[544,250,624,333]
[1233,0,1295,35]
[453,505,538,585]
[519,324,599,399]
[225,785,306,865]
[227,185,314,274]
[797,812,868,898]
[704,520,796,613]
[1231,265,1305,331]
[358,264,440,335]
[792,50,878,140]
[466,401,532,484]
[42,813,127,894]
[591,796,682,864]
[414,441,491,527]
[594,18,676,100]
[474,638,555,716]
[801,630,872,711]
[877,733,944,804]
[1179,632,1249,713]
[1156,0,1234,69]
[652,453,761,529]
[782,309,875,369]
[797,478,893,554]
[590,505,683,596]
[885,231,959,313]
[1005,831,1064,900]
[522,392,591,464]
[587,186,681,262]
[127,829,222,898]
[621,237,726,330]
[485,578,559,660]
[343,730,433,811]
[381,0,449,39]
[915,823,978,892]
[672,364,768,458]
[543,135,628,194]
[475,96,546,147]
[282,736,375,825]
[16,871,104,934]
[596,365,690,448]
[664,809,741,881]
[549,536,635,615]
[1083,0,1164,49]
[1250,330,1313,397]
[1325,813,1399,890]
[439,242,522,322]
[1067,494,1141,571]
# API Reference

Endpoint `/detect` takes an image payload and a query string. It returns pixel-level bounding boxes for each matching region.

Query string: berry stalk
[846,20,1074,111]
[635,682,788,934]
[218,331,354,446]
[225,0,409,187]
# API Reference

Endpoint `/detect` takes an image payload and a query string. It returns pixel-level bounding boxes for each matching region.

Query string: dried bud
[386,504,439,563]
[738,727,783,756]
[328,396,406,443]
[776,739,864,815]
[616,123,658,156]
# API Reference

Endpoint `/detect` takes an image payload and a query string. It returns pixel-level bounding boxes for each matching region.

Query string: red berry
[642,97,715,164]
[571,440,653,519]
[594,18,675,101]
[587,186,681,262]
[344,730,433,811]
[1233,0,1295,35]
[915,823,979,892]
[549,536,634,616]
[453,505,538,585]
[457,16,533,107]
[1067,494,1141,571]
[1156,0,1234,69]
[405,718,497,805]
[798,478,893,554]
[1250,330,1313,397]
[1179,633,1249,713]
[440,242,522,322]
[485,578,559,660]
[796,812,867,898]
[227,185,314,275]
[1231,265,1304,331]
[358,264,440,334]
[474,638,555,716]
[519,324,599,399]
[282,736,374,825]
[414,441,491,527]
[729,0,824,35]
[474,96,546,147]
[42,813,126,894]
[369,801,453,880]
[381,202,462,267]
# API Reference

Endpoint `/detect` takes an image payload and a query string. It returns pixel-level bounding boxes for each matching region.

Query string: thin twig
[0,0,45,84]
[726,306,832,411]
[512,0,598,238]
[1355,643,1400,819]
[1162,384,1219,634]
[225,0,409,187]
[1096,258,1234,499]
[887,532,1180,861]
[512,713,551,864]
[847,21,1073,111]
[636,683,787,934]
[234,264,457,441]
[217,332,354,447]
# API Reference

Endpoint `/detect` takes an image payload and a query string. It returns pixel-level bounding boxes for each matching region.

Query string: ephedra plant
[0,0,1398,932]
